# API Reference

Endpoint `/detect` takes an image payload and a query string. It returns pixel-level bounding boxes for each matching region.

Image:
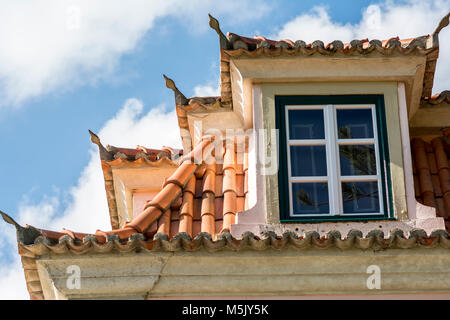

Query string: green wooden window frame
[275,95,394,223]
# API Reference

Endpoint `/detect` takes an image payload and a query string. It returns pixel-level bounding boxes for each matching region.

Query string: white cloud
[272,0,450,94]
[0,258,28,300]
[0,98,181,299]
[0,0,270,107]
[24,98,181,234]
[193,83,220,97]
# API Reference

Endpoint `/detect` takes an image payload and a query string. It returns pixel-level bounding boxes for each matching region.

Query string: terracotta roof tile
[214,198,224,220]
[5,137,247,247]
[412,133,450,229]
[15,229,450,257]
[422,91,450,105]
[88,130,184,230]
[98,138,244,241]
[222,29,441,99]
[108,145,183,162]
[225,33,435,55]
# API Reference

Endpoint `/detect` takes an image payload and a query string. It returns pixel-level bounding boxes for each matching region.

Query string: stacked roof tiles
[120,138,248,240]
[422,90,450,105]
[90,131,183,229]
[412,131,450,231]
[226,34,432,53]
[20,137,248,243]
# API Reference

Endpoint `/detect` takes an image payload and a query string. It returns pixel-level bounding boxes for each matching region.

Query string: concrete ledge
[36,248,450,299]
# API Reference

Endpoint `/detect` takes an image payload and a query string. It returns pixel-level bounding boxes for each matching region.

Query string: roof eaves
[221,12,450,99]
[421,90,450,105]
[164,74,231,150]
[16,229,450,257]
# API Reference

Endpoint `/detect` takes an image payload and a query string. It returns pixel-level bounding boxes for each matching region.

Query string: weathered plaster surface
[36,248,450,299]
[410,101,450,140]
[230,55,427,119]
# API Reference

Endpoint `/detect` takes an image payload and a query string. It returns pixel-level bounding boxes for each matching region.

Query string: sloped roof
[226,34,432,54]
[14,136,245,243]
[412,131,450,231]
[422,90,450,105]
[224,33,439,100]
[209,12,449,100]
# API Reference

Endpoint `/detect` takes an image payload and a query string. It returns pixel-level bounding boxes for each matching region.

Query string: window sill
[231,201,445,239]
[280,216,397,224]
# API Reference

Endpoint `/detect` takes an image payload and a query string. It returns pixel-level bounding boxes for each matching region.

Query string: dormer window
[276,95,393,222]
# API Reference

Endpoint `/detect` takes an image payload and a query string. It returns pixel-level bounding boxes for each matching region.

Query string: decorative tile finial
[0,210,42,245]
[434,12,450,35]
[0,210,19,228]
[208,14,230,49]
[88,130,113,161]
[163,74,189,106]
[88,129,101,146]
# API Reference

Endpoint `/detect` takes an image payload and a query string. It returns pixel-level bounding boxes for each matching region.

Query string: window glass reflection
[288,109,325,139]
[290,146,327,177]
[292,183,329,215]
[337,109,374,139]
[339,145,376,176]
[341,181,379,213]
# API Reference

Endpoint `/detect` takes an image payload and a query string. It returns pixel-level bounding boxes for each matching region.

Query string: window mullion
[371,105,385,215]
[325,105,340,216]
[284,105,294,217]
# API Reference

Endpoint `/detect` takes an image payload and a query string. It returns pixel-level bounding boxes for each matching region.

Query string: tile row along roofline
[89,130,183,162]
[209,12,449,100]
[11,227,449,301]
[422,90,450,105]
[3,208,450,253]
[210,13,450,53]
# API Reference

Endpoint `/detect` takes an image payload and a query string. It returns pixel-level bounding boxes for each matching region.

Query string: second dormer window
[276,95,393,222]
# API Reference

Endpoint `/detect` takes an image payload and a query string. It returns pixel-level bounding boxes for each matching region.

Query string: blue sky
[0,0,449,299]
[0,0,378,218]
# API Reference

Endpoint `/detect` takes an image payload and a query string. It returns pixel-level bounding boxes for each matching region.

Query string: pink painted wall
[132,191,158,218]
